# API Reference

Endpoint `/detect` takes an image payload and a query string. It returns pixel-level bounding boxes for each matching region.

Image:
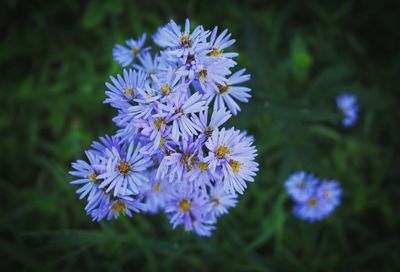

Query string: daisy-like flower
[284,171,319,202]
[206,68,251,115]
[98,141,152,196]
[105,69,147,110]
[69,150,103,200]
[336,93,359,127]
[152,19,209,57]
[165,188,215,237]
[156,137,200,184]
[205,128,258,194]
[92,196,146,221]
[113,34,151,67]
[207,182,238,220]
[193,57,232,94]
[207,26,238,59]
[316,180,342,213]
[185,157,215,192]
[151,67,183,98]
[292,194,329,222]
[158,92,207,142]
[193,107,232,139]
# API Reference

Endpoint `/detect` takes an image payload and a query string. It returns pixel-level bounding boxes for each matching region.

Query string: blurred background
[1,0,400,271]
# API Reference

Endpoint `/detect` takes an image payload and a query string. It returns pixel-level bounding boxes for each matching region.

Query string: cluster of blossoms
[336,93,359,127]
[70,19,258,236]
[285,171,342,222]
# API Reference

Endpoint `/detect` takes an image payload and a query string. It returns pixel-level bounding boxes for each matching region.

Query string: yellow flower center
[153,182,161,192]
[124,88,134,96]
[208,47,221,56]
[180,35,192,47]
[198,162,208,171]
[160,136,167,146]
[228,159,241,174]
[198,69,208,81]
[217,84,229,94]
[216,145,230,159]
[154,118,166,129]
[118,161,132,175]
[160,83,171,96]
[131,47,140,55]
[182,153,197,170]
[88,172,97,182]
[111,200,127,213]
[179,199,191,212]
[308,198,318,207]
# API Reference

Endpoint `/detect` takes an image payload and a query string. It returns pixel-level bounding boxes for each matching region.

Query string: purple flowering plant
[69,19,259,236]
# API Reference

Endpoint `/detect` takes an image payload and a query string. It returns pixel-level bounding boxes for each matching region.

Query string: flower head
[205,128,258,194]
[165,188,215,237]
[97,142,152,196]
[113,34,151,67]
[205,69,251,115]
[336,93,359,127]
[285,171,319,202]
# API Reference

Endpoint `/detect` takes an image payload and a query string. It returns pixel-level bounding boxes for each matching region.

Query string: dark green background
[1,0,399,271]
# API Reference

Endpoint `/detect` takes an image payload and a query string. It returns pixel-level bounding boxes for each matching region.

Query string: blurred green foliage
[1,0,400,271]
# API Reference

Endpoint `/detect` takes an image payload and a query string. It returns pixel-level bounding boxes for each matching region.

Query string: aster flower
[316,180,342,213]
[285,171,319,202]
[205,68,251,115]
[150,67,183,98]
[97,142,152,196]
[113,34,151,67]
[165,188,215,236]
[156,137,200,184]
[69,150,103,200]
[105,69,148,110]
[292,194,329,222]
[336,93,359,127]
[158,92,207,142]
[207,26,238,59]
[185,158,216,192]
[92,196,146,221]
[205,128,258,194]
[193,57,232,94]
[153,19,209,57]
[193,107,232,139]
[207,182,238,220]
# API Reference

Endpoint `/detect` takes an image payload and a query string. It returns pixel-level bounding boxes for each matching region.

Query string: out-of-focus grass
[1,0,399,271]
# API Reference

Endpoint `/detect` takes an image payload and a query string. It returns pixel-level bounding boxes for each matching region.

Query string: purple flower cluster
[69,19,258,236]
[285,171,342,222]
